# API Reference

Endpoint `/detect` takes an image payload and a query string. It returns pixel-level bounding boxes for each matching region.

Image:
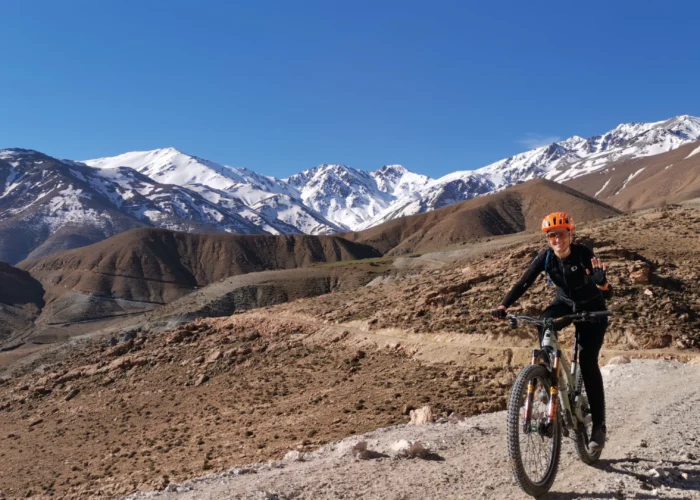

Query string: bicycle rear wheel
[573,368,601,464]
[507,364,561,497]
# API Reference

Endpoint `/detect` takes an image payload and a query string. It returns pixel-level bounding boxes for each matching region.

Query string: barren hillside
[343,179,621,255]
[20,229,380,315]
[566,140,700,210]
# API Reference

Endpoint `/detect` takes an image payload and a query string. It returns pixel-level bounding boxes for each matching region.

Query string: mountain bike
[505,310,612,497]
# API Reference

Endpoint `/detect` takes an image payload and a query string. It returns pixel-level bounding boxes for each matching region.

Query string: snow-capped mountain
[84,149,431,232]
[0,149,281,263]
[2,114,698,263]
[252,194,342,235]
[359,115,700,228]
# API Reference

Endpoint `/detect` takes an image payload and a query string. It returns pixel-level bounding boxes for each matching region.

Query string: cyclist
[491,212,613,451]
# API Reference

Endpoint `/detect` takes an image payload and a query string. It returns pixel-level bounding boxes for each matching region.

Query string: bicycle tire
[507,364,562,497]
[573,369,601,464]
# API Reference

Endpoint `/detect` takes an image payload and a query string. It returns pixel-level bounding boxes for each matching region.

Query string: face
[546,229,570,253]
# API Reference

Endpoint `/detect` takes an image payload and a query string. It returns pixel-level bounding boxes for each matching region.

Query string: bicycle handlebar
[507,311,612,329]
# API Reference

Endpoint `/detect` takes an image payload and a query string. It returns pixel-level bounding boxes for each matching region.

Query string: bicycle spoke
[516,375,555,484]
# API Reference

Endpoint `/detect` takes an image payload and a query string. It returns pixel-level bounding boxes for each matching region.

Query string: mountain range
[1,114,699,264]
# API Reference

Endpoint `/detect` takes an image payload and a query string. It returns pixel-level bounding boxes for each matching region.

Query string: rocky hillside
[0,261,44,342]
[21,228,380,313]
[566,140,700,210]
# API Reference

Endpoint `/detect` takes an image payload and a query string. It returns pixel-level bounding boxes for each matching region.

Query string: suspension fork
[522,348,542,432]
[547,350,562,425]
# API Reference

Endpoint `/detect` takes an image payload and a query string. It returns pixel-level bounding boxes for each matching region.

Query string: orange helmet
[541,212,574,233]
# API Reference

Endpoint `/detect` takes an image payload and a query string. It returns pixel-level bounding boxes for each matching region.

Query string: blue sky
[2,0,699,178]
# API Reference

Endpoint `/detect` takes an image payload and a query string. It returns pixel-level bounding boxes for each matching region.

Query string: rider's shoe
[589,424,606,452]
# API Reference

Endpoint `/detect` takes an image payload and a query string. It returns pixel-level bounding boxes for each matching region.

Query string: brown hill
[343,178,621,255]
[565,140,700,210]
[20,229,381,309]
[0,261,45,342]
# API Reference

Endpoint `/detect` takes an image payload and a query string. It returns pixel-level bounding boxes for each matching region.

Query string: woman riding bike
[491,212,613,451]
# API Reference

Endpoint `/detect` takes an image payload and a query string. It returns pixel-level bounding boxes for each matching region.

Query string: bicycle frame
[521,319,589,435]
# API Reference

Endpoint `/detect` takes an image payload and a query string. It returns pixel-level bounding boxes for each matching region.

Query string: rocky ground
[277,205,700,350]
[125,359,700,500]
[0,204,698,499]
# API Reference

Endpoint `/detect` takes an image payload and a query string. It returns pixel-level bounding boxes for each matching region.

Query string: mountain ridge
[2,114,699,263]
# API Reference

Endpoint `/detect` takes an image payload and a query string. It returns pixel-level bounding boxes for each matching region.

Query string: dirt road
[131,359,700,499]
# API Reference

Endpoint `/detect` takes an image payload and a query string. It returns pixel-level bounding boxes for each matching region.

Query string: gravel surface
[130,359,700,499]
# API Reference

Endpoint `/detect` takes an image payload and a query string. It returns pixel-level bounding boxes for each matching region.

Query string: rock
[31,386,51,396]
[283,450,305,462]
[29,418,43,427]
[409,405,434,425]
[352,441,367,454]
[107,357,133,371]
[448,412,466,423]
[206,350,223,364]
[607,356,631,365]
[407,442,430,459]
[351,441,383,460]
[631,269,651,285]
[194,374,209,387]
[389,439,412,458]
[105,339,134,357]
[81,364,104,377]
[65,389,80,401]
[55,369,83,384]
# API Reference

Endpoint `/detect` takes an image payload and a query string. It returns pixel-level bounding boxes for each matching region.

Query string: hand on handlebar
[491,305,507,320]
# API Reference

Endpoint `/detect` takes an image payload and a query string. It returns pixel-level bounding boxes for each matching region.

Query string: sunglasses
[546,231,569,240]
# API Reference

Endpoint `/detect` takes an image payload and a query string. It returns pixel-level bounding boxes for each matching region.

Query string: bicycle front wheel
[506,364,562,497]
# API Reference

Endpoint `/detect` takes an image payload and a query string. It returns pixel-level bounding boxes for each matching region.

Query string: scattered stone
[194,374,209,387]
[28,418,43,427]
[607,356,632,365]
[643,288,654,297]
[283,450,305,462]
[105,339,134,357]
[407,442,430,459]
[630,266,651,285]
[389,439,412,458]
[448,412,467,423]
[640,439,649,448]
[206,350,223,364]
[65,389,80,401]
[409,405,434,425]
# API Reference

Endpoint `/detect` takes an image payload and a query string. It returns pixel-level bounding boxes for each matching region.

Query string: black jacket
[501,243,613,310]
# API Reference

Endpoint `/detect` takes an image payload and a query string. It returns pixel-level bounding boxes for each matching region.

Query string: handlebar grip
[588,311,612,317]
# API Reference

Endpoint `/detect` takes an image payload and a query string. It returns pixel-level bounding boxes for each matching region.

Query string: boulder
[607,355,631,365]
[409,405,434,425]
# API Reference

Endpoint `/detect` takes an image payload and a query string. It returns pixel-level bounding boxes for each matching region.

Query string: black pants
[539,299,607,427]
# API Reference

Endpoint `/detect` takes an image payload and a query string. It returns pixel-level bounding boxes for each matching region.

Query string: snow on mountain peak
[64,113,700,236]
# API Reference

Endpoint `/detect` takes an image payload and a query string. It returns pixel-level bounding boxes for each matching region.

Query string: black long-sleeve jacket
[501,243,613,310]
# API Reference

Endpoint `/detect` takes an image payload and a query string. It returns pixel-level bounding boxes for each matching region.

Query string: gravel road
[129,359,700,499]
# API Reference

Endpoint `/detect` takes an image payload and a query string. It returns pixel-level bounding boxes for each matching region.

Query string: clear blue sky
[2,0,699,178]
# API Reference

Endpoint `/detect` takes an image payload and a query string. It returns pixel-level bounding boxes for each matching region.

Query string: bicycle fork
[522,349,563,435]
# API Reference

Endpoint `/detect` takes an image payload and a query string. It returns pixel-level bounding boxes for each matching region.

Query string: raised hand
[586,257,608,286]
